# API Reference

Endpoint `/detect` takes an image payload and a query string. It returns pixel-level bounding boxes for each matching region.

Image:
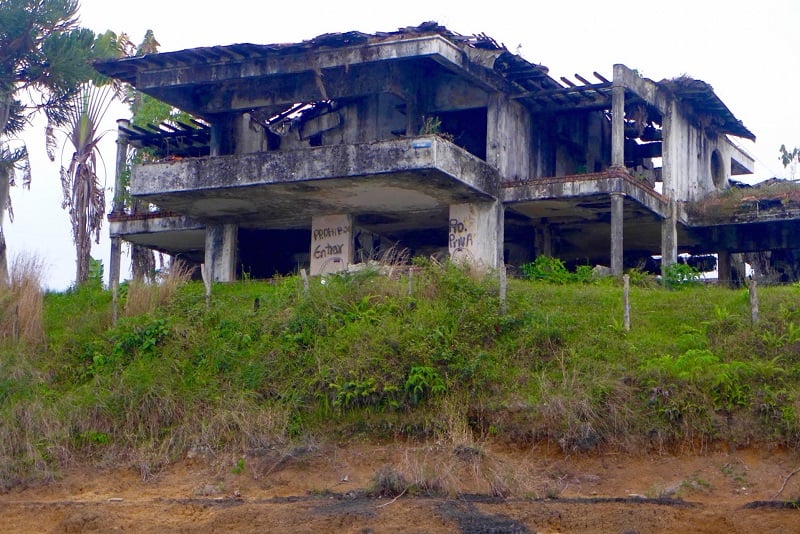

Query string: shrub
[662,262,701,289]
[521,256,595,284]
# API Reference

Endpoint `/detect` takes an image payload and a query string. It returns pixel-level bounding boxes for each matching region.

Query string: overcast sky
[6,0,799,290]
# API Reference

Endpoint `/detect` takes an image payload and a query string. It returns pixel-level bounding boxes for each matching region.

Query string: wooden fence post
[623,274,631,332]
[201,263,211,310]
[300,268,310,296]
[749,279,759,325]
[499,264,508,315]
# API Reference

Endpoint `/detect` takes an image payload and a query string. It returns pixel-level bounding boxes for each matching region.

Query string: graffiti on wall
[449,218,473,252]
[313,224,351,261]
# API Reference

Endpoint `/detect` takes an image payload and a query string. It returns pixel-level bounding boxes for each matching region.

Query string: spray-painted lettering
[313,226,351,241]
[313,243,344,259]
[449,218,473,251]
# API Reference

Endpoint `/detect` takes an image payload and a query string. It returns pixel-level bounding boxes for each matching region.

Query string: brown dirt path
[2,443,799,533]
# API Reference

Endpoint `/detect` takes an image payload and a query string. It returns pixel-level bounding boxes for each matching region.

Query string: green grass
[2,260,800,489]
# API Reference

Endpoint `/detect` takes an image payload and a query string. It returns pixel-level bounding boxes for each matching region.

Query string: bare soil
[2,442,799,533]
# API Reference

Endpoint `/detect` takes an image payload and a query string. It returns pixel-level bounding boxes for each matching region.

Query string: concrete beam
[135,36,469,90]
[134,36,509,115]
[612,64,669,114]
[502,171,668,218]
[727,137,755,176]
[690,219,800,253]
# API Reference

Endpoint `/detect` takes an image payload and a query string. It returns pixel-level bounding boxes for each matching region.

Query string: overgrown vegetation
[687,180,800,223]
[2,258,800,490]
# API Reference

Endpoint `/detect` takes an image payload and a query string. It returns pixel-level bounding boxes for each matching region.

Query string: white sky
[6,0,800,290]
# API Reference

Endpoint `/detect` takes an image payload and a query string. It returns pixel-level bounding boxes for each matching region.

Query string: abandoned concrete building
[94,22,800,284]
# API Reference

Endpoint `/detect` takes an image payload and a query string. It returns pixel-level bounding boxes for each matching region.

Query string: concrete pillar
[717,250,731,287]
[534,223,553,257]
[611,84,625,167]
[449,201,504,272]
[610,193,624,275]
[205,223,238,282]
[109,121,129,290]
[109,120,129,323]
[111,120,129,215]
[310,214,354,275]
[109,236,122,323]
[660,197,678,275]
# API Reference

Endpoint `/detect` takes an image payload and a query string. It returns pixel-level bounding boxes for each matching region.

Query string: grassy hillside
[1,259,800,489]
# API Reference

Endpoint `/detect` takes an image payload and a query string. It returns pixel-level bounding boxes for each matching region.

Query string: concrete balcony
[129,136,501,234]
[502,169,671,262]
[108,212,205,262]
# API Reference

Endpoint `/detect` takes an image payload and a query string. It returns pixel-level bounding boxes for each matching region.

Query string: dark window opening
[238,228,311,278]
[436,108,488,160]
[711,149,725,187]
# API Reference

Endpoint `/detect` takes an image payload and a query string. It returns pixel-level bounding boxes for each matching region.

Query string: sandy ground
[2,442,799,533]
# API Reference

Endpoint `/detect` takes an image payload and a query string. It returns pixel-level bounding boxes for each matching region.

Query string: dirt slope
[2,443,799,533]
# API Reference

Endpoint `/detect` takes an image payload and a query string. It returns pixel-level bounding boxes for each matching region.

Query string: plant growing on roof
[779,144,799,180]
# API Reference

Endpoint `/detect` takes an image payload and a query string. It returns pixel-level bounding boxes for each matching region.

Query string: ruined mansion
[94,23,800,284]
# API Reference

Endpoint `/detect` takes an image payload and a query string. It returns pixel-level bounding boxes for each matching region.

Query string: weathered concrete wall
[530,114,556,178]
[310,214,354,275]
[132,137,500,212]
[235,113,269,154]
[448,201,504,271]
[268,94,407,151]
[487,94,532,182]
[205,223,237,282]
[524,110,610,180]
[663,102,730,202]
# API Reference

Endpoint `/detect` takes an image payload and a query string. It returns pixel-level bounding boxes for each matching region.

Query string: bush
[521,256,592,284]
[662,262,701,289]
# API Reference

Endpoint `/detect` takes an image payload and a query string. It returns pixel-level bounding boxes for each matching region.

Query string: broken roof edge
[658,75,755,141]
[93,21,559,91]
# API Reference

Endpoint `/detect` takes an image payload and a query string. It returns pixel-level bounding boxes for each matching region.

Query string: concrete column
[310,214,354,275]
[109,236,122,323]
[111,120,129,215]
[610,193,624,275]
[205,223,238,282]
[611,84,625,167]
[109,120,129,322]
[449,201,504,272]
[660,197,678,275]
[109,121,129,290]
[717,250,731,287]
[534,223,553,257]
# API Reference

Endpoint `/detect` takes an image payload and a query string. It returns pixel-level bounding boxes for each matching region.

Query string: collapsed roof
[94,22,752,141]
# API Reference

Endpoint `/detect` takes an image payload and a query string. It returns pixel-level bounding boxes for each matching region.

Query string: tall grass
[124,259,194,317]
[0,254,45,345]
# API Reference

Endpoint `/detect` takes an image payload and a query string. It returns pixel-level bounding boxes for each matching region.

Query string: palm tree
[0,0,98,283]
[59,83,115,285]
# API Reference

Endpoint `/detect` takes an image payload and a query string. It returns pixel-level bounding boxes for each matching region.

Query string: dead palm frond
[60,83,115,285]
